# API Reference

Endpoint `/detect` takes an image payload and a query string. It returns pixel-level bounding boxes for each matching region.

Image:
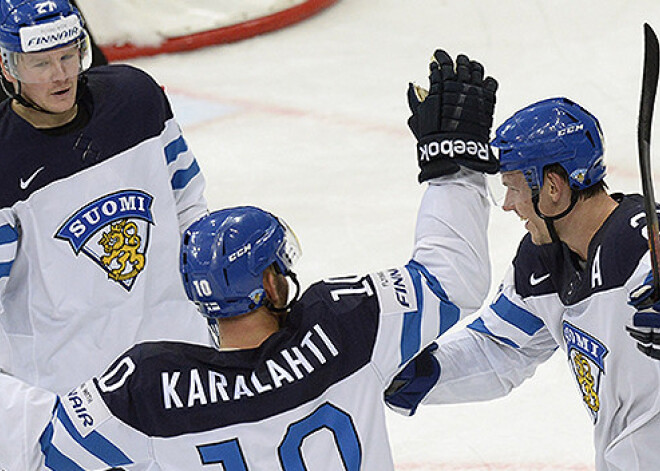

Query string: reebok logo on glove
[418,139,490,162]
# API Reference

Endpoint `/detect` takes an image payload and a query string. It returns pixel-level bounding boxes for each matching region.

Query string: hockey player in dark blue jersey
[386,97,660,470]
[0,0,210,395]
[0,0,106,103]
[1,49,499,470]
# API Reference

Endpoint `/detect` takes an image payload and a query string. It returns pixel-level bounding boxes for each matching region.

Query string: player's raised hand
[627,272,660,360]
[407,49,499,182]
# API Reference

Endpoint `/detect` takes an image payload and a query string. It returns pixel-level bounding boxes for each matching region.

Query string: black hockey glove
[408,49,499,182]
[384,343,440,416]
[627,272,660,360]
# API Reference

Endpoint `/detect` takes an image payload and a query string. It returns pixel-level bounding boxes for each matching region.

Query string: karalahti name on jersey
[157,324,339,410]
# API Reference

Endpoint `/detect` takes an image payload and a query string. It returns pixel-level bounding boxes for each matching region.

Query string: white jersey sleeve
[0,209,16,372]
[161,118,208,233]
[371,169,492,384]
[413,170,491,313]
[421,265,558,404]
[0,372,56,471]
[40,380,152,471]
[0,208,17,309]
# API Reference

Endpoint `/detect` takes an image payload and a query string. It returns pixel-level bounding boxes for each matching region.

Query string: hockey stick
[639,23,660,298]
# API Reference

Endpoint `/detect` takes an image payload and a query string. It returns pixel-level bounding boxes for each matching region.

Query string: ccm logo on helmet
[419,139,489,162]
[557,124,583,137]
[228,243,251,262]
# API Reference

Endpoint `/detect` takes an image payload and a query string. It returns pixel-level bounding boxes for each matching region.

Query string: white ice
[122,1,660,469]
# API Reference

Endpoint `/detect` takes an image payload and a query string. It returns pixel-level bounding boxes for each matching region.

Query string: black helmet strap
[266,270,301,314]
[0,72,88,115]
[532,190,579,243]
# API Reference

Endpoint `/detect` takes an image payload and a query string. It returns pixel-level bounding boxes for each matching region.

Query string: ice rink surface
[122,1,660,469]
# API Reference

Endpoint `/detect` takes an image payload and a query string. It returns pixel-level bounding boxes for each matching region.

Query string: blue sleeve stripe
[399,266,423,366]
[0,261,12,277]
[56,403,133,467]
[491,295,544,336]
[468,318,520,349]
[171,159,200,190]
[399,261,461,366]
[407,260,449,301]
[0,224,17,244]
[40,422,85,471]
[164,135,188,164]
[407,260,460,336]
[438,299,460,336]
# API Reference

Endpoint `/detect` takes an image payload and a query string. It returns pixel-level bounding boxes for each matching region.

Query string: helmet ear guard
[180,207,302,320]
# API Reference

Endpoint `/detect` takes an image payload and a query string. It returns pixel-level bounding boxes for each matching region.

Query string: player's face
[12,44,81,113]
[501,171,551,245]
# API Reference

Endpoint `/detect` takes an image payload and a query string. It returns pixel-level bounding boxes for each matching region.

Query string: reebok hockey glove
[408,49,499,182]
[627,272,660,360]
[384,343,440,416]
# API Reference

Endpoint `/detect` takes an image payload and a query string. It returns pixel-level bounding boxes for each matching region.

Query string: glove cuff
[417,133,498,182]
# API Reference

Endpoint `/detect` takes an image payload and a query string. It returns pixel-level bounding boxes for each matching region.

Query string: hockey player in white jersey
[385,97,660,470]
[1,49,498,470]
[0,0,210,394]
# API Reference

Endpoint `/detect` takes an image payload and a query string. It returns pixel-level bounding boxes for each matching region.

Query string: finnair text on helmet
[20,14,82,53]
[27,25,80,48]
[419,139,490,162]
[557,124,583,137]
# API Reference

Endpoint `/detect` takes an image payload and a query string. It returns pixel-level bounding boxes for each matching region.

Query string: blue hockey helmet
[492,97,605,194]
[180,206,302,319]
[0,0,92,82]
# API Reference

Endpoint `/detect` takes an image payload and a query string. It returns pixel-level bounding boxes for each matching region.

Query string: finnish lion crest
[563,322,608,423]
[99,219,146,282]
[56,190,154,291]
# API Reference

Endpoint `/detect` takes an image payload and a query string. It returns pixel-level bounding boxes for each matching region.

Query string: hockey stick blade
[638,23,660,298]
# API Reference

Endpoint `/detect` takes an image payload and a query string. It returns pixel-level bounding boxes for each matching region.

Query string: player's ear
[0,61,17,88]
[1,62,11,81]
[545,171,567,203]
[262,266,287,310]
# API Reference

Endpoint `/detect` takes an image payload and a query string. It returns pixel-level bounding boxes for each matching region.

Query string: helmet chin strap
[266,271,301,314]
[0,73,87,115]
[532,190,579,243]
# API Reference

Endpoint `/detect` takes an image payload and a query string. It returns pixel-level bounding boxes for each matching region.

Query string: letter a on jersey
[55,190,154,291]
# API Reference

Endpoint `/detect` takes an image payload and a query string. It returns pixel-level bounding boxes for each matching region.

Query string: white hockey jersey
[0,65,210,394]
[0,172,492,471]
[424,193,660,471]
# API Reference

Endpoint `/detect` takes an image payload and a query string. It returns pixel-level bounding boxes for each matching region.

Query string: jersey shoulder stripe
[40,420,85,471]
[171,158,201,190]
[397,261,459,365]
[467,317,520,348]
[55,399,132,467]
[0,224,15,279]
[490,294,545,336]
[410,261,460,335]
[164,135,188,164]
